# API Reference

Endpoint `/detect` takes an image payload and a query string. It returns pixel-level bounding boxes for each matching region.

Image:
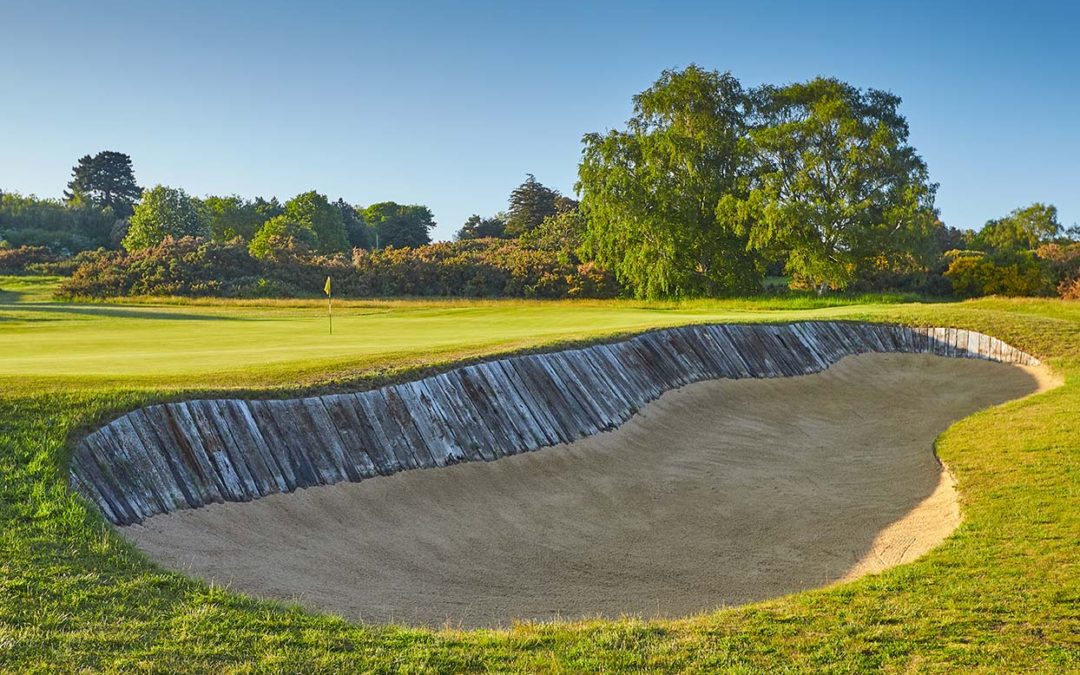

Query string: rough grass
[0,276,1076,672]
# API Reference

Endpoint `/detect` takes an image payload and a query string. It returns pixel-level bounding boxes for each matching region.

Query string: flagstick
[328,289,332,335]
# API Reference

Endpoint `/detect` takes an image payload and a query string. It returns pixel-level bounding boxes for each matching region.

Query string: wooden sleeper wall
[68,322,1040,525]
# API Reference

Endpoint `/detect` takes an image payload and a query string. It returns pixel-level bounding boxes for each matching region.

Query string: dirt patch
[123,353,1047,628]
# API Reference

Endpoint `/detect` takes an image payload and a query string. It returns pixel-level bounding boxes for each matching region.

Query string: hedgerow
[57,236,621,299]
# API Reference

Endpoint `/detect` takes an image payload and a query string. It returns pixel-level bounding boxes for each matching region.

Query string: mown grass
[0,276,1076,672]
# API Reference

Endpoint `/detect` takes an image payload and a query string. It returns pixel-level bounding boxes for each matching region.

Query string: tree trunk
[817,280,829,296]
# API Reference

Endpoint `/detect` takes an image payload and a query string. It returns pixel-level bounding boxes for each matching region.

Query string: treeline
[0,151,437,258]
[4,67,1078,300]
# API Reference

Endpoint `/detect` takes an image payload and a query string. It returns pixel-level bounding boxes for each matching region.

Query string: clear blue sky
[2,0,1077,241]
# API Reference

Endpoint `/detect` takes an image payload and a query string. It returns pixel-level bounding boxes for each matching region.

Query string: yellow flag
[323,276,331,296]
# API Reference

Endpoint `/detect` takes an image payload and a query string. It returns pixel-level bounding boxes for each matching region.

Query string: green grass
[0,275,1076,672]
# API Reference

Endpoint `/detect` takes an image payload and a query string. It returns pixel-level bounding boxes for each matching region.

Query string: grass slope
[0,276,1076,672]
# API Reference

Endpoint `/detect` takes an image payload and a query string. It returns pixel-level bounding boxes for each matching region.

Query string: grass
[0,275,1076,672]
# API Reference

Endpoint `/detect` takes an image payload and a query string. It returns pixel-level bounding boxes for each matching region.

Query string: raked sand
[123,353,1049,628]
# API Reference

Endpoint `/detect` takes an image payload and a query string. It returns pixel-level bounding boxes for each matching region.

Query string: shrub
[943,250,1053,298]
[0,245,58,274]
[1035,242,1080,299]
[58,238,623,300]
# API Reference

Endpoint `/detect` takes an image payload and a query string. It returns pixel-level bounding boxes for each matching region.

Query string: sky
[2,0,1078,241]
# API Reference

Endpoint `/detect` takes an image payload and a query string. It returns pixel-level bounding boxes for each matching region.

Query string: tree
[122,185,208,250]
[247,191,349,258]
[64,151,142,218]
[201,195,279,242]
[0,192,115,253]
[248,214,318,259]
[334,199,371,249]
[520,209,587,258]
[717,78,939,293]
[362,202,435,248]
[975,203,1061,253]
[456,213,508,240]
[579,66,763,298]
[283,191,350,254]
[505,175,566,237]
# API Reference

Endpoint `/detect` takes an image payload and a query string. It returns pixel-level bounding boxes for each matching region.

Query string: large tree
[122,185,208,250]
[579,66,763,298]
[717,78,939,293]
[64,151,142,218]
[363,202,435,248]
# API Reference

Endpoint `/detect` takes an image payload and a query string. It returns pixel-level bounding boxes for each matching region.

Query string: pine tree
[505,175,564,237]
[64,151,142,218]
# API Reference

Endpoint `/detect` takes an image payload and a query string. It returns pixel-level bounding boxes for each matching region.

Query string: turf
[0,275,1076,672]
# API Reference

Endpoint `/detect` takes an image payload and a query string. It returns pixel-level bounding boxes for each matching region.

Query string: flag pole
[324,276,332,335]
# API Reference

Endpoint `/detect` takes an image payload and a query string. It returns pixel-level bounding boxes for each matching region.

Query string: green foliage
[579,66,764,298]
[505,174,573,237]
[200,195,282,242]
[282,191,350,254]
[718,78,940,293]
[247,215,319,260]
[944,249,1053,297]
[334,198,371,249]
[520,208,587,260]
[248,191,349,259]
[456,213,508,240]
[122,185,209,251]
[63,151,142,218]
[0,191,116,253]
[943,205,1074,299]
[362,202,435,248]
[974,203,1062,253]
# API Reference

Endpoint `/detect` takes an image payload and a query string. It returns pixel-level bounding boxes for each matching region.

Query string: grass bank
[0,276,1076,671]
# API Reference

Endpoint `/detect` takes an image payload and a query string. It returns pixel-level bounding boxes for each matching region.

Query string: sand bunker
[123,353,1045,628]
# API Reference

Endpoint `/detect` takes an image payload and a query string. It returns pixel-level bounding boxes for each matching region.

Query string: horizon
[3,0,1078,241]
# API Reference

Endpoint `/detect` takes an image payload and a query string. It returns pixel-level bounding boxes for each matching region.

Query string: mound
[123,353,1043,628]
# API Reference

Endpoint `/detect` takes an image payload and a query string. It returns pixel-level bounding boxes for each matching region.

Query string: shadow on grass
[0,302,245,322]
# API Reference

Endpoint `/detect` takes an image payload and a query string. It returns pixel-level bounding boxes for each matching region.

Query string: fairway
[1,278,1077,671]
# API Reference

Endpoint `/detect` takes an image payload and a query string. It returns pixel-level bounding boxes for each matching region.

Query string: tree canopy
[249,191,349,258]
[122,185,208,251]
[579,66,763,298]
[456,214,508,240]
[974,203,1061,253]
[64,151,142,219]
[717,77,939,292]
[335,199,372,250]
[0,192,115,253]
[363,202,435,248]
[201,195,283,243]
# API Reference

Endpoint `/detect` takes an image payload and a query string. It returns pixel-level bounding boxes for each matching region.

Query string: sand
[122,353,1048,628]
